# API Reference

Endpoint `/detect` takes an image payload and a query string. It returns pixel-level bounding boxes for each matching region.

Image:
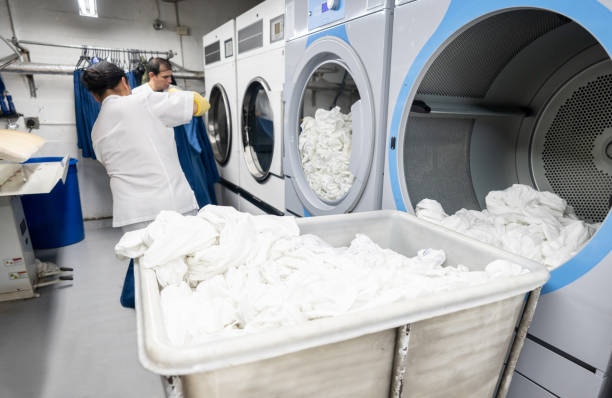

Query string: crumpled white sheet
[299,106,355,201]
[115,205,529,346]
[416,184,600,270]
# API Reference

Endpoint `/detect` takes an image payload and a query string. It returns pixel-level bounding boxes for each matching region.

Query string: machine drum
[533,70,612,223]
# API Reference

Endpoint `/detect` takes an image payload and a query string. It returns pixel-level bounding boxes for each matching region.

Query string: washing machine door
[241,78,277,181]
[206,84,232,165]
[285,35,375,215]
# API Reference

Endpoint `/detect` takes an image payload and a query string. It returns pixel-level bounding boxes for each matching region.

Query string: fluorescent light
[78,0,98,18]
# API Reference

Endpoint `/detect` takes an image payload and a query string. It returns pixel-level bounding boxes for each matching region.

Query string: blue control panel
[308,0,345,31]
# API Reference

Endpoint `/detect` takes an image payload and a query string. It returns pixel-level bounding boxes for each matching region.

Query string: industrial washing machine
[282,0,393,217]
[203,20,241,209]
[235,0,286,216]
[383,0,612,396]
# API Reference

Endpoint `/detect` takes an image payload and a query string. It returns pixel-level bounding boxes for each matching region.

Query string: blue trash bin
[21,157,85,249]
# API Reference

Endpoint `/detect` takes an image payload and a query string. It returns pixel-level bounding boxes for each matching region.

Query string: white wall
[0,0,260,219]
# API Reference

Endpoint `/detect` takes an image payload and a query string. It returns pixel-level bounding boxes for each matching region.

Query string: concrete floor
[0,221,165,398]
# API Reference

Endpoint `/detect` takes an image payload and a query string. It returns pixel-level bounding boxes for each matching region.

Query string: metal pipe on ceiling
[16,39,177,60]
[2,62,203,80]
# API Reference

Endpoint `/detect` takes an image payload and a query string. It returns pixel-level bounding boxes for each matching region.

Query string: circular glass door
[298,61,360,203]
[242,79,274,181]
[206,84,231,164]
[284,35,375,216]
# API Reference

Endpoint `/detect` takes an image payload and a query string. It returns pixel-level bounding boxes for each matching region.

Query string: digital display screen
[224,39,233,58]
[321,2,328,12]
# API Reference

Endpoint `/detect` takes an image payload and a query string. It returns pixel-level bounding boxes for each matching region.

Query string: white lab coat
[91,90,197,227]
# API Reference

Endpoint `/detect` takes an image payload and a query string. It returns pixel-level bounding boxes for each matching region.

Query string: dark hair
[80,61,126,97]
[148,57,172,75]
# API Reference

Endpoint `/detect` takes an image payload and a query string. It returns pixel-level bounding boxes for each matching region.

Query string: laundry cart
[134,211,549,398]
[382,1,612,396]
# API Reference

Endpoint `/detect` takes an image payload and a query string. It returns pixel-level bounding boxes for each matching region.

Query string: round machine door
[206,84,232,165]
[388,3,612,293]
[285,36,375,216]
[241,78,274,181]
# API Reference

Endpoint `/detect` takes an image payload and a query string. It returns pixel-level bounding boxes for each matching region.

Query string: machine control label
[3,257,25,269]
[8,271,27,280]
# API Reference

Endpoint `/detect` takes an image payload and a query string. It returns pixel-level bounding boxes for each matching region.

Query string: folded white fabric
[416,184,599,269]
[0,129,45,162]
[299,106,355,201]
[0,164,21,186]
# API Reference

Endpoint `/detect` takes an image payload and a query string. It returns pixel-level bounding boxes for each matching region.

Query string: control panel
[224,38,233,58]
[270,14,285,43]
[308,0,345,30]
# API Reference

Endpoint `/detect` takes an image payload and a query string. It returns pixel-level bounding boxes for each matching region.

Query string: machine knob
[326,0,339,10]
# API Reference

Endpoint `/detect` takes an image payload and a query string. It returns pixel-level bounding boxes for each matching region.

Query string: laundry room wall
[0,0,260,220]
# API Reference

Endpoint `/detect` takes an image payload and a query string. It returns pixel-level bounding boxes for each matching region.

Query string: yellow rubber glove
[167,86,180,93]
[193,91,210,116]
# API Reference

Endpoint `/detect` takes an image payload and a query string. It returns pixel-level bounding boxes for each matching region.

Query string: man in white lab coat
[81,61,209,231]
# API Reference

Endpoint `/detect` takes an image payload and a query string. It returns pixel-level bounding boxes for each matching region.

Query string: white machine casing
[0,196,36,301]
[235,0,286,215]
[203,20,241,210]
[283,0,393,217]
[0,158,69,301]
[384,1,612,396]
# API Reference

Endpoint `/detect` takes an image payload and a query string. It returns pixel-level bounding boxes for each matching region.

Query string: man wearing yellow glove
[133,58,209,116]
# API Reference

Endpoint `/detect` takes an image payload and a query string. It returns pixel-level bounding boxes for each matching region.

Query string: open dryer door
[241,78,283,181]
[206,84,232,165]
[284,35,376,216]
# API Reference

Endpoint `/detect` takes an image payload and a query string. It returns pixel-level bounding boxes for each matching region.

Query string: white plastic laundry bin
[134,210,549,397]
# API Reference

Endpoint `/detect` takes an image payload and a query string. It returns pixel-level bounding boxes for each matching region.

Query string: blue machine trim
[303,207,312,217]
[306,24,349,47]
[388,0,612,293]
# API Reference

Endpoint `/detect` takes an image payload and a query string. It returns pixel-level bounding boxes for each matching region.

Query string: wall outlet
[24,117,39,130]
[176,25,190,36]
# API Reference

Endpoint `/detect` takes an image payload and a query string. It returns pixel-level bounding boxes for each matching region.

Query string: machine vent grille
[238,19,263,54]
[418,11,569,98]
[204,41,221,65]
[542,73,612,223]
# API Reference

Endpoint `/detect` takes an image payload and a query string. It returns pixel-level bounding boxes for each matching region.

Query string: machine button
[326,0,340,11]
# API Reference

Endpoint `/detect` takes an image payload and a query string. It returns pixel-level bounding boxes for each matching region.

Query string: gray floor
[0,221,165,398]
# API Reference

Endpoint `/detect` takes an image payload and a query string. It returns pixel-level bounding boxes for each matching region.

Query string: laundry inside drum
[298,62,360,203]
[402,9,612,269]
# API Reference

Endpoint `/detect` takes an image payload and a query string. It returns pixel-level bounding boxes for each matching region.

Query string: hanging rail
[15,39,176,60]
[2,62,203,80]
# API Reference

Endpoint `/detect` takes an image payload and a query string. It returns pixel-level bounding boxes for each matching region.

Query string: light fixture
[78,0,98,18]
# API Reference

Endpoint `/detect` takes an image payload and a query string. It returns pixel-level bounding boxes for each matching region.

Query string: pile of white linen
[299,106,355,201]
[416,184,599,270]
[115,205,527,346]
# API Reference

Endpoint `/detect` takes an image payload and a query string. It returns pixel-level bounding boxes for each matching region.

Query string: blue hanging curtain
[73,70,101,159]
[74,69,140,159]
[174,116,220,207]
